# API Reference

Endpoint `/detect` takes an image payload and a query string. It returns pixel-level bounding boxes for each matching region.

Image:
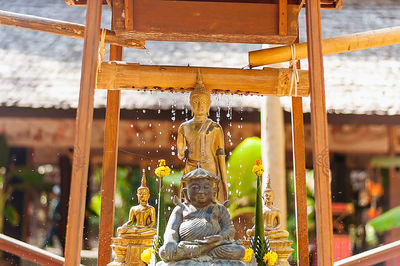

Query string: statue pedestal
[157,259,246,266]
[108,233,155,266]
[265,231,293,266]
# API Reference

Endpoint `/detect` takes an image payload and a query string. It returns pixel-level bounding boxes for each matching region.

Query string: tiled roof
[0,0,399,114]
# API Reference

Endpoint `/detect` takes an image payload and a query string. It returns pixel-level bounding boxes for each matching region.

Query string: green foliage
[250,235,270,266]
[0,135,49,233]
[11,168,51,191]
[0,135,9,168]
[4,205,19,226]
[251,171,270,266]
[367,206,400,234]
[154,177,166,262]
[89,193,101,217]
[227,137,261,217]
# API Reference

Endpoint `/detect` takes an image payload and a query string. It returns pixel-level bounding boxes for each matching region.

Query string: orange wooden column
[64,0,102,265]
[305,0,334,265]
[97,0,124,265]
[291,36,310,265]
[291,96,310,266]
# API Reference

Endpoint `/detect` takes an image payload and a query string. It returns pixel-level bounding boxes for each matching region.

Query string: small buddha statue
[177,71,229,203]
[247,178,289,239]
[158,167,245,265]
[117,172,157,237]
[262,179,289,239]
[109,172,157,266]
[246,178,293,266]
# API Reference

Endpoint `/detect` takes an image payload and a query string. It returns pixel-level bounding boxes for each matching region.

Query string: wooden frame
[0,0,334,264]
[96,62,310,97]
[120,0,300,44]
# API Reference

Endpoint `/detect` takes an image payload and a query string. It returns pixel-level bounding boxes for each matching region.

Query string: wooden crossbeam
[96,62,310,97]
[0,10,144,49]
[249,26,400,67]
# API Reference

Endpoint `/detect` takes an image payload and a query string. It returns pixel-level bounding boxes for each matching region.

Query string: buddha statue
[109,172,157,266]
[246,178,293,266]
[158,167,245,265]
[117,172,157,237]
[177,72,228,203]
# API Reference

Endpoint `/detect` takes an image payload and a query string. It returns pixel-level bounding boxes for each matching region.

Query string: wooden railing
[334,240,400,266]
[0,233,65,265]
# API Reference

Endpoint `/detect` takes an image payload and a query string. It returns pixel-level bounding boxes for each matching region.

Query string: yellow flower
[252,159,264,177]
[141,248,154,265]
[242,248,254,263]
[263,251,278,265]
[155,159,171,178]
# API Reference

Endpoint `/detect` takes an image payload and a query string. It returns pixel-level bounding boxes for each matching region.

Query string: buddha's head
[190,71,211,118]
[137,172,150,206]
[263,178,274,206]
[182,167,219,208]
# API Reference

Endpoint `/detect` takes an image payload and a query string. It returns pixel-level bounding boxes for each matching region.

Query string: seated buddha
[158,167,245,265]
[117,173,156,237]
[247,178,289,240]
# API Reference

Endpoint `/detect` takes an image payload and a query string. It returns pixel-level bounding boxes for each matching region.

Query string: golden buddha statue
[177,71,228,203]
[117,172,157,237]
[247,178,293,266]
[109,172,157,266]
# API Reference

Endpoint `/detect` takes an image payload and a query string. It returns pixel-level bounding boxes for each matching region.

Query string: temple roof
[0,0,399,114]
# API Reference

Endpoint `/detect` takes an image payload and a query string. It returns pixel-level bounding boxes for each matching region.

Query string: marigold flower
[252,160,264,177]
[242,248,254,263]
[141,248,154,265]
[155,159,171,178]
[263,251,278,265]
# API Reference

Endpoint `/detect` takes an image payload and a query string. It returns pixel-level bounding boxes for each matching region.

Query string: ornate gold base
[107,234,155,266]
[244,230,294,266]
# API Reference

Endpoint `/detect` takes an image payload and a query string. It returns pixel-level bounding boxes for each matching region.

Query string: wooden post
[64,0,102,265]
[291,97,310,265]
[291,37,309,265]
[388,127,400,266]
[278,0,287,36]
[97,0,123,264]
[305,0,333,265]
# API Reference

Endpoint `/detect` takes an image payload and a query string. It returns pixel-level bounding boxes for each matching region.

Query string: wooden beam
[291,98,310,265]
[305,0,333,265]
[119,0,300,44]
[64,0,102,265]
[124,0,134,30]
[97,0,123,264]
[334,240,400,266]
[291,48,309,264]
[0,234,67,266]
[0,10,144,49]
[96,62,310,97]
[249,26,400,66]
[279,0,288,36]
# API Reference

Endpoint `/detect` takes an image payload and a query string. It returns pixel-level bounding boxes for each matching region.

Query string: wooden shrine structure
[64,0,335,265]
[2,0,400,265]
